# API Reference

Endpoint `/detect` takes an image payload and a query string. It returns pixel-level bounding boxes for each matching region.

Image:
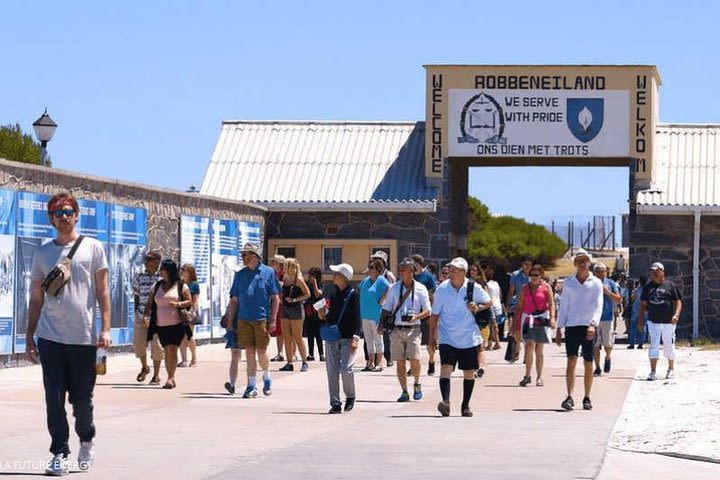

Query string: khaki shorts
[480,325,490,344]
[594,321,615,348]
[238,320,270,349]
[133,323,164,361]
[390,327,422,361]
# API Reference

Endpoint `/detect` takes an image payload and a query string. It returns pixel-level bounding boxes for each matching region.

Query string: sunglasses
[530,273,541,277]
[367,265,376,271]
[52,209,75,218]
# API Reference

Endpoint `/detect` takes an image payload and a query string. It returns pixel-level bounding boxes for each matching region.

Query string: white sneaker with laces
[647,371,657,381]
[666,369,675,379]
[45,454,69,476]
[78,441,94,471]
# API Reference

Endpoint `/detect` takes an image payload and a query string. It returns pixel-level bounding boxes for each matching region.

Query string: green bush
[468,197,566,268]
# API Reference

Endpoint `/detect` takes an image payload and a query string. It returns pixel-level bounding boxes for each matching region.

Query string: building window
[322,246,343,272]
[370,246,391,269]
[276,246,296,258]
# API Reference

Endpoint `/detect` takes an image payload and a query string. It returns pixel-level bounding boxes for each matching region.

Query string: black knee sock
[462,379,475,409]
[439,377,450,402]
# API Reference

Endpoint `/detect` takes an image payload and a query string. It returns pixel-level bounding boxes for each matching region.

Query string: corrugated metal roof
[636,124,720,210]
[200,121,437,211]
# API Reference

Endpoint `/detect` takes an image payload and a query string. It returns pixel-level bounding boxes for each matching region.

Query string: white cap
[370,251,388,264]
[329,263,354,281]
[650,262,665,271]
[573,249,592,262]
[446,257,468,271]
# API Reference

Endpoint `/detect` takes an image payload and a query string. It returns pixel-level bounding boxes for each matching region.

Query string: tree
[0,124,46,165]
[467,196,566,268]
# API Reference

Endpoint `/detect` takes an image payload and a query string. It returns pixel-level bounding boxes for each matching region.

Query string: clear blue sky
[2,1,718,224]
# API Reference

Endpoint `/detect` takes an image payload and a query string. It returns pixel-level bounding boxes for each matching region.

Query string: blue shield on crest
[566,98,604,143]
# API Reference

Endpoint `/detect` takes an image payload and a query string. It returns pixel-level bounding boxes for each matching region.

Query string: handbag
[504,335,518,362]
[41,236,84,297]
[176,282,194,325]
[320,289,354,342]
[380,283,413,332]
[466,280,492,328]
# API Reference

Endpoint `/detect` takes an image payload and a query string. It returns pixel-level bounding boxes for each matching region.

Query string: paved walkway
[0,341,655,479]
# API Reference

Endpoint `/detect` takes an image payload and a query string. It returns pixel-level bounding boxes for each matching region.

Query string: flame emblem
[578,106,592,133]
[566,98,603,143]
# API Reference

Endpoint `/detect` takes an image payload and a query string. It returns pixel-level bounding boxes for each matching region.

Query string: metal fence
[544,215,620,251]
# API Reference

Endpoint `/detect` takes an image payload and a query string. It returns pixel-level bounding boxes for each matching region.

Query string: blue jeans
[629,315,649,345]
[37,338,97,456]
[324,339,356,407]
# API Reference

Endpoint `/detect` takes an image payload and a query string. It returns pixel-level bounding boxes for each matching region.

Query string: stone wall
[0,159,266,257]
[0,159,266,366]
[629,214,720,339]
[267,209,448,261]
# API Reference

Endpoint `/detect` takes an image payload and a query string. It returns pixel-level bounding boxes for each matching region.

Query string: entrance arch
[424,65,661,259]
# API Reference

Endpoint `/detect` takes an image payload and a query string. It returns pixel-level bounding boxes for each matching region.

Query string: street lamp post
[32,109,57,167]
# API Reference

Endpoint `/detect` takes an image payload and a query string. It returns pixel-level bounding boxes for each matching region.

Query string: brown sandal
[162,379,176,389]
[136,367,150,382]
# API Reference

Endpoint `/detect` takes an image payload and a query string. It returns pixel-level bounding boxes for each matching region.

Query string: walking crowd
[23,191,683,475]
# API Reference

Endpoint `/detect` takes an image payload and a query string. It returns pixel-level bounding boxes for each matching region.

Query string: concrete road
[0,342,642,479]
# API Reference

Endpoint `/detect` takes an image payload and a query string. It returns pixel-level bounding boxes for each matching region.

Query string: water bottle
[95,348,107,375]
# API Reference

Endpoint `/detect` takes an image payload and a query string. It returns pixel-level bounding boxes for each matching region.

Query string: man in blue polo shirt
[592,262,621,376]
[223,243,281,398]
[505,255,533,362]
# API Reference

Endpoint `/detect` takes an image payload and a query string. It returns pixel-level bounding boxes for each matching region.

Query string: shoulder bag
[176,282,197,325]
[379,283,413,332]
[466,280,492,328]
[41,235,85,297]
[320,289,355,342]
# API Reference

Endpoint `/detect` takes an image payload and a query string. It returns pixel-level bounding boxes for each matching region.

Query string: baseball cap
[240,243,263,260]
[329,263,354,281]
[370,251,388,264]
[650,262,665,271]
[446,257,468,271]
[573,249,592,263]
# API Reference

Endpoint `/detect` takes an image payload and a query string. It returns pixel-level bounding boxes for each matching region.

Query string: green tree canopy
[468,196,566,268]
[0,124,45,165]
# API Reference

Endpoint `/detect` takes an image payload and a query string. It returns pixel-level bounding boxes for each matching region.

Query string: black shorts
[564,325,594,362]
[439,344,479,371]
[156,323,186,347]
[420,319,430,346]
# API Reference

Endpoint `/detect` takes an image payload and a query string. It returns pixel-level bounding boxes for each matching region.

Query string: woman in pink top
[515,264,556,387]
[144,259,192,389]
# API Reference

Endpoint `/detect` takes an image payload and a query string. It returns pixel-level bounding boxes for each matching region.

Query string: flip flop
[136,367,150,382]
[162,380,176,389]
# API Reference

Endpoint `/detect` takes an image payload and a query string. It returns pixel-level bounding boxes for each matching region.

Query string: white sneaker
[647,371,657,381]
[78,441,94,471]
[45,454,69,476]
[666,369,675,379]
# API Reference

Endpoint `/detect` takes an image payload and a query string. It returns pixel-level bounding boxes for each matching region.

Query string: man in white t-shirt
[382,258,431,402]
[429,257,492,418]
[26,192,111,475]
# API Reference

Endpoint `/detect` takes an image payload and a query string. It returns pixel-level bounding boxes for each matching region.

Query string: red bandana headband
[48,198,74,214]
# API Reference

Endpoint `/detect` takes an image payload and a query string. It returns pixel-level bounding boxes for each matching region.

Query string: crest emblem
[566,98,603,143]
[458,92,506,145]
